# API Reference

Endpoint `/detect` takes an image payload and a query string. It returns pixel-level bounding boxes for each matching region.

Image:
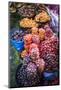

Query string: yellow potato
[20,18,38,28]
[35,11,50,23]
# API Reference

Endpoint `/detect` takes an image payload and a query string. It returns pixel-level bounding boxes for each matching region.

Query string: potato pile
[9,2,59,87]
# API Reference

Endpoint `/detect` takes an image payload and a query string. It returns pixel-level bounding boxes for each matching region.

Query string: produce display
[9,2,59,88]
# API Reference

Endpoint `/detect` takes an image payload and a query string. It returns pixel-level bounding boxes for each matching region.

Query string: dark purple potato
[18,5,35,18]
[16,62,40,87]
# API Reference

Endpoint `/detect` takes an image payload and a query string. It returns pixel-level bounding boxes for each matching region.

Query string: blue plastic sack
[10,39,24,52]
[43,71,58,80]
